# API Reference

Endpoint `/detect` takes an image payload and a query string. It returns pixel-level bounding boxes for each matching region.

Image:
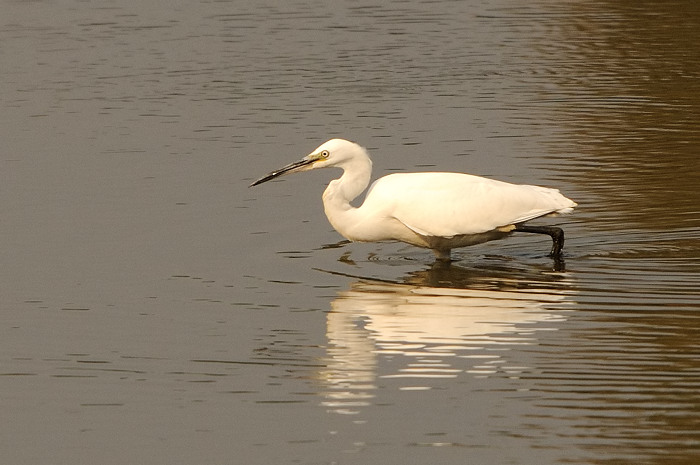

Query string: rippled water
[1,1,699,464]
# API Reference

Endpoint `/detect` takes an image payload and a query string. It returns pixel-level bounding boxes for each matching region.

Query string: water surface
[1,1,698,464]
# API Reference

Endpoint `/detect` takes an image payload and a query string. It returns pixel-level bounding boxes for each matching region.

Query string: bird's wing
[365,172,575,238]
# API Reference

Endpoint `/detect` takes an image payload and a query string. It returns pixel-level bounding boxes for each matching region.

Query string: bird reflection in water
[317,263,574,415]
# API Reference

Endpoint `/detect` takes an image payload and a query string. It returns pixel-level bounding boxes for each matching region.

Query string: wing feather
[363,173,576,238]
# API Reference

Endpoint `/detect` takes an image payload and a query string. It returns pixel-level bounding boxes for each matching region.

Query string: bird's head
[249,138,368,187]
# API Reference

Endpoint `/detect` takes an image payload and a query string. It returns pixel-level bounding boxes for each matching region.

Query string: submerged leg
[514,224,565,257]
[432,248,452,262]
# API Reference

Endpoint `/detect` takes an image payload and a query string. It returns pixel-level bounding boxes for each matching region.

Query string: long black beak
[249,157,315,187]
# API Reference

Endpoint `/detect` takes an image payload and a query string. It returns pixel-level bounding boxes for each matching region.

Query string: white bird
[250,139,576,261]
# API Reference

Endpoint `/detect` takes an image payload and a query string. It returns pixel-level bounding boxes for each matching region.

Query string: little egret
[250,139,576,261]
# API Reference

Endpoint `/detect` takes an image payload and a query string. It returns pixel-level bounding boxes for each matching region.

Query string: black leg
[514,224,565,257]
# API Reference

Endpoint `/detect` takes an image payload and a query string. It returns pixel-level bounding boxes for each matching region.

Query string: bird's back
[363,172,576,238]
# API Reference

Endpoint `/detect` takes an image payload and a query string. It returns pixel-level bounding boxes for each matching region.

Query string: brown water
[2,1,699,464]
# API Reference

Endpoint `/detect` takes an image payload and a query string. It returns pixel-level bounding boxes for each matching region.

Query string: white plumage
[251,139,576,260]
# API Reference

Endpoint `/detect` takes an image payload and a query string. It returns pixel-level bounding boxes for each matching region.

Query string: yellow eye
[320,150,330,159]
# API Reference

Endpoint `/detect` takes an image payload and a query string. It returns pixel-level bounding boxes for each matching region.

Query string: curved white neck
[321,151,373,240]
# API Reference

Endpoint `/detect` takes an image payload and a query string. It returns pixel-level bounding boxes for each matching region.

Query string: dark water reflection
[527,1,700,232]
[1,0,699,464]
